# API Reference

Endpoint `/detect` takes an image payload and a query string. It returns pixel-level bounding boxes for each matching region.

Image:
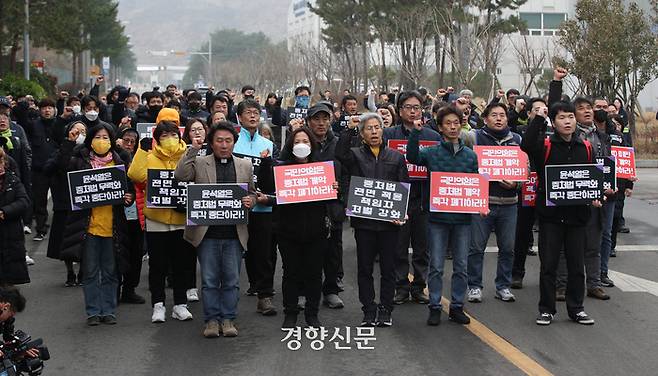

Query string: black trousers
[322,223,344,295]
[394,204,429,291]
[31,171,54,234]
[146,230,195,306]
[512,205,535,279]
[245,212,276,298]
[355,229,398,314]
[278,237,326,316]
[121,220,144,292]
[538,221,585,317]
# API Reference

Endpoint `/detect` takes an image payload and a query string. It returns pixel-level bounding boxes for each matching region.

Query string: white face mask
[72,105,81,114]
[292,143,311,159]
[85,110,98,122]
[75,134,85,145]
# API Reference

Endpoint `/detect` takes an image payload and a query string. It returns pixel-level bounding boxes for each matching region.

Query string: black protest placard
[234,153,262,184]
[545,164,604,206]
[68,165,127,211]
[345,176,410,222]
[136,123,156,139]
[186,184,249,225]
[146,169,189,208]
[286,107,308,126]
[595,156,617,191]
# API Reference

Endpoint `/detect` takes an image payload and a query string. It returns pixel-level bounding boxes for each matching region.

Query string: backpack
[543,137,592,164]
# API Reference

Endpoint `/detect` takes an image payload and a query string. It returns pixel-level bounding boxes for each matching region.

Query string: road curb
[637,160,658,168]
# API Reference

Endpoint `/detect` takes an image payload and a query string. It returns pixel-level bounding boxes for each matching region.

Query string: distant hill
[117,0,291,66]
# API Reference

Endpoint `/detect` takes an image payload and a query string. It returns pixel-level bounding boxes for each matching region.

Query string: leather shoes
[411,289,429,304]
[587,287,610,300]
[121,290,146,304]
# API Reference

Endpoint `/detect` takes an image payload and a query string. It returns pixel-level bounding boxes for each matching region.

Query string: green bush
[0,74,47,100]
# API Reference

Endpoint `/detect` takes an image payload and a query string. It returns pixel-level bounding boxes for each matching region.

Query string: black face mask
[594,109,608,123]
[149,105,162,114]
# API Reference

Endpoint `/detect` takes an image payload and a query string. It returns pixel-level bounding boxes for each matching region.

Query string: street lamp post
[23,0,30,80]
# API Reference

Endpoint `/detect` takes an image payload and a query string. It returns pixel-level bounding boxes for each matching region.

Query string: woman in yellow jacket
[128,120,195,323]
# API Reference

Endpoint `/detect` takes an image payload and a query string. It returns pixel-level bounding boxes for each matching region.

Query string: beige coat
[174,147,255,249]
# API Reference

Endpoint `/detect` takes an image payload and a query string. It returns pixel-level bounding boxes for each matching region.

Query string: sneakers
[556,288,566,302]
[600,273,615,288]
[121,290,146,304]
[427,308,441,326]
[101,315,117,325]
[610,248,617,258]
[186,288,199,302]
[246,287,258,296]
[376,307,392,327]
[86,316,101,326]
[151,302,166,323]
[571,311,595,325]
[221,319,238,337]
[282,313,298,329]
[76,272,84,286]
[203,320,221,338]
[411,289,430,304]
[33,232,46,241]
[495,288,516,302]
[297,296,306,310]
[65,272,77,287]
[323,294,344,309]
[172,304,193,321]
[25,255,35,266]
[448,308,470,325]
[618,226,630,234]
[467,288,483,303]
[587,287,610,300]
[536,312,554,326]
[360,312,376,327]
[510,277,523,290]
[257,297,277,316]
[527,248,537,256]
[393,289,409,305]
[23,226,31,235]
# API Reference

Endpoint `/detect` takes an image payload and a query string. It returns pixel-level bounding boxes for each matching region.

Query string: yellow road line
[440,297,553,376]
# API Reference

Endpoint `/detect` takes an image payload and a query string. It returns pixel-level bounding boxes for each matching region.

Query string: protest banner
[136,123,184,140]
[146,169,188,208]
[286,107,308,126]
[474,145,529,181]
[610,146,636,179]
[345,176,410,222]
[521,172,537,207]
[429,172,489,214]
[186,184,249,225]
[387,140,440,179]
[274,161,337,204]
[545,164,603,206]
[595,156,617,191]
[68,165,127,210]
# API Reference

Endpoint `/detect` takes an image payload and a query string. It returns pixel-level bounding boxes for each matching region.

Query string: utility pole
[23,0,30,80]
[208,35,212,86]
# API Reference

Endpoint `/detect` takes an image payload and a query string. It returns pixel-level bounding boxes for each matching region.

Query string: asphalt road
[16,169,658,376]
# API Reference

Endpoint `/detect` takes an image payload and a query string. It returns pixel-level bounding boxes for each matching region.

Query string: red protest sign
[274,161,337,204]
[521,171,537,207]
[388,139,439,179]
[610,146,636,179]
[474,145,528,181]
[429,172,489,214]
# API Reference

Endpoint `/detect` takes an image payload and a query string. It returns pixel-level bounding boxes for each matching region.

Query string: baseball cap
[0,96,10,108]
[306,104,332,119]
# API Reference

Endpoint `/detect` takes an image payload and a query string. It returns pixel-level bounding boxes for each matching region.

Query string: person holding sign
[407,105,479,326]
[128,121,196,324]
[383,91,441,306]
[175,122,257,338]
[336,113,409,327]
[464,103,523,304]
[258,127,338,328]
[58,122,134,326]
[521,101,601,326]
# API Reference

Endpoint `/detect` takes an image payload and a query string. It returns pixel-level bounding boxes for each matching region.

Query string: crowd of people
[0,66,636,337]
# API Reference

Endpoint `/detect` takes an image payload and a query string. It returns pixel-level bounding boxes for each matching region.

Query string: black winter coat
[57,141,134,271]
[0,171,30,284]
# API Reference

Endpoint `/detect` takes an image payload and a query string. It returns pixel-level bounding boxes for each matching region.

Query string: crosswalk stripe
[608,270,658,297]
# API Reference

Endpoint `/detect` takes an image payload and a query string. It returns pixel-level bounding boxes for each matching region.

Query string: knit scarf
[577,122,595,135]
[0,129,13,150]
[90,152,113,169]
[484,126,510,140]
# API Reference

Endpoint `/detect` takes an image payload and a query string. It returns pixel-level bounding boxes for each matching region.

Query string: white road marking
[483,245,658,253]
[608,270,658,297]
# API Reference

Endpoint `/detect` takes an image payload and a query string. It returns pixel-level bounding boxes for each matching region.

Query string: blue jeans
[600,200,616,274]
[83,235,118,318]
[427,222,470,310]
[468,204,517,291]
[197,238,243,322]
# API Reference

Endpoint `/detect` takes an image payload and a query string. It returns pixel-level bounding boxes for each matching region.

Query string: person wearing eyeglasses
[382,91,441,306]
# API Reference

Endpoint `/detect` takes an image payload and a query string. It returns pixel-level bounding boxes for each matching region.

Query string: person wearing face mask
[135,91,165,124]
[0,148,31,286]
[335,113,409,327]
[57,122,134,326]
[11,98,59,242]
[258,127,337,329]
[128,121,196,324]
[181,92,210,121]
[44,121,88,287]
